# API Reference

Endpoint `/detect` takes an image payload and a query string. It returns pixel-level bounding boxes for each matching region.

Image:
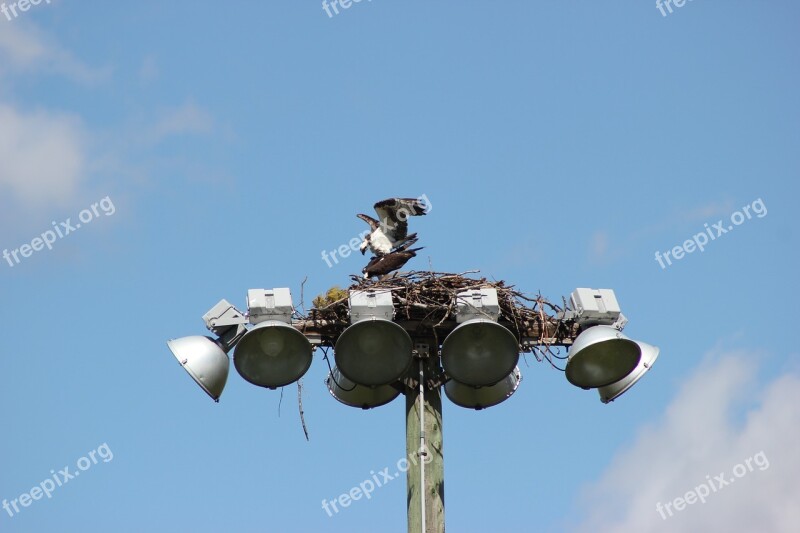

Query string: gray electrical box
[349,290,394,323]
[247,288,294,324]
[455,288,501,322]
[202,299,247,333]
[570,288,622,325]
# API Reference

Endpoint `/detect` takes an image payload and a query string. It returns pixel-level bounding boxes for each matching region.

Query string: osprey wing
[362,246,423,278]
[373,198,428,241]
[357,213,380,231]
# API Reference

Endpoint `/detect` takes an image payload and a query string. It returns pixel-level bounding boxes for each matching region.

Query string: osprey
[362,241,423,279]
[358,198,428,256]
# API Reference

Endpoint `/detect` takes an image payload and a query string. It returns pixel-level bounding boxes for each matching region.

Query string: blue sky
[0,2,798,532]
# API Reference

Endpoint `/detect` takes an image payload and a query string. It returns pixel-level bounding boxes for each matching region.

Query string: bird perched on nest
[357,197,428,256]
[362,240,423,279]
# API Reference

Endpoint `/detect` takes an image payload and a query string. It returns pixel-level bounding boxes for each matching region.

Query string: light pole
[405,344,444,532]
[167,273,660,533]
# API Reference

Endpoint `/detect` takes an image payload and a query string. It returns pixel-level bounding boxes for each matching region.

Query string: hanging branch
[298,379,310,441]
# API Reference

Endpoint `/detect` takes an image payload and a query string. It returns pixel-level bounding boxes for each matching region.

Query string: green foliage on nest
[312,286,349,309]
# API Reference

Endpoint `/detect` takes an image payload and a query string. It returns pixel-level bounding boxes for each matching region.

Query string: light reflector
[441,318,520,387]
[167,336,230,402]
[234,321,313,389]
[599,341,660,403]
[445,367,522,410]
[335,318,412,386]
[326,366,401,409]
[565,325,641,389]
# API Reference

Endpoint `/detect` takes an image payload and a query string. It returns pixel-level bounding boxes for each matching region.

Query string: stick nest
[305,271,572,352]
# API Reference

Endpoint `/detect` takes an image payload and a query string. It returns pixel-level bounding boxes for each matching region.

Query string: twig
[298,379,310,441]
[298,276,308,317]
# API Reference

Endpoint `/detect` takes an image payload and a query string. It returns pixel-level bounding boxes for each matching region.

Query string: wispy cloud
[151,101,214,142]
[0,104,88,208]
[0,22,111,84]
[587,199,739,265]
[589,230,611,264]
[676,200,735,223]
[630,199,737,241]
[569,349,800,532]
[0,22,108,223]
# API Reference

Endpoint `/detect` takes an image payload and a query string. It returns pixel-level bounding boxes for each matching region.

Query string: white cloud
[0,23,108,214]
[0,104,87,207]
[630,199,737,243]
[588,199,742,265]
[589,230,610,263]
[151,102,214,141]
[0,19,50,69]
[570,350,800,533]
[677,200,735,222]
[0,22,111,84]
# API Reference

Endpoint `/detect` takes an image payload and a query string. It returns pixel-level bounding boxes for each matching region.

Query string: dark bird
[362,242,423,279]
[358,197,428,256]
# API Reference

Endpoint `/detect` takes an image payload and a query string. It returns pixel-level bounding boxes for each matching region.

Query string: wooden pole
[406,355,445,533]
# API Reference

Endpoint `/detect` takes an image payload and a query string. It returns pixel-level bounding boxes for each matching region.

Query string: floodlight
[334,290,413,386]
[445,367,522,410]
[233,288,313,389]
[598,341,660,403]
[234,321,313,389]
[326,366,401,409]
[565,325,642,389]
[168,336,230,402]
[167,299,246,402]
[441,289,520,387]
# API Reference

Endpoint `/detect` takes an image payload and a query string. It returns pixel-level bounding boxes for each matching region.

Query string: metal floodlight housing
[167,299,247,402]
[326,366,401,409]
[334,290,413,387]
[441,289,520,387]
[168,336,230,402]
[565,325,642,389]
[445,367,522,410]
[598,341,660,403]
[233,288,313,389]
